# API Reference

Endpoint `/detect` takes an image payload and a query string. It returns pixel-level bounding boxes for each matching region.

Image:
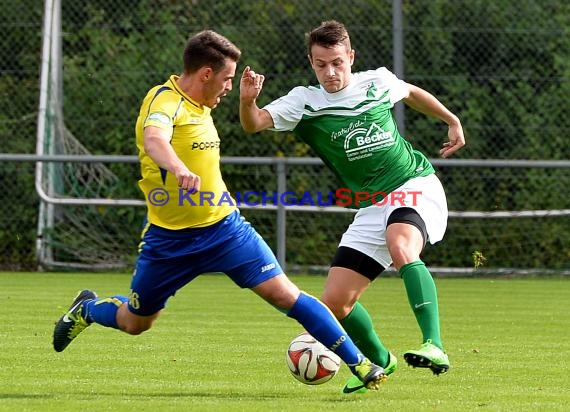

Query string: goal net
[36,0,142,270]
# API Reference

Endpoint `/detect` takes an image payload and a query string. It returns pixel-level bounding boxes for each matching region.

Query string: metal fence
[1,0,569,273]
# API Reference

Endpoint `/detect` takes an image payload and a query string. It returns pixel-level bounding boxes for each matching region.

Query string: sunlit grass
[1,273,569,411]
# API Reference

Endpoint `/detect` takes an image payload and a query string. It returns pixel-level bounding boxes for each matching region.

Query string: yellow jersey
[135,75,236,229]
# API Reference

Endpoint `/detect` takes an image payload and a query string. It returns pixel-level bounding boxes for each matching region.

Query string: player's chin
[323,83,342,93]
[207,98,220,109]
[212,96,224,108]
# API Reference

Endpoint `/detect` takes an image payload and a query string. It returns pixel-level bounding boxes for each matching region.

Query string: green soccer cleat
[342,376,370,395]
[346,358,386,392]
[342,352,397,394]
[53,290,97,352]
[403,340,450,375]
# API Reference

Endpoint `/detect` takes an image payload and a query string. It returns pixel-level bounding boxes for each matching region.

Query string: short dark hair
[183,30,241,74]
[306,20,351,56]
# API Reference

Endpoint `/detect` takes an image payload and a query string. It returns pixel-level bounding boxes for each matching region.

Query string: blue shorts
[129,210,283,316]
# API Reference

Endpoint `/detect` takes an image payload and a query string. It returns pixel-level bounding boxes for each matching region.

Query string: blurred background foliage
[1,0,568,271]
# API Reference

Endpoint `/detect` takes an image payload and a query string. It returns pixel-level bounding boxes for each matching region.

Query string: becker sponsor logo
[343,122,395,161]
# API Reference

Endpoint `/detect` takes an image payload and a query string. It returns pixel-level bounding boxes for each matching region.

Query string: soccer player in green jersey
[239,20,465,393]
[52,29,387,390]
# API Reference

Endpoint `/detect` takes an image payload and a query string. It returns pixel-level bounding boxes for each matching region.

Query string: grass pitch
[1,272,569,411]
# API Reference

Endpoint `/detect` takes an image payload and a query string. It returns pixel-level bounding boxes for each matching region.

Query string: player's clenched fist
[174,166,201,192]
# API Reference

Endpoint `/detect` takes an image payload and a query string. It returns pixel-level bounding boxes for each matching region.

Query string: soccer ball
[286,332,341,385]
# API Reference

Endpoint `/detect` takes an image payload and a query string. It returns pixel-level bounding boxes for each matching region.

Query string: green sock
[400,261,443,350]
[339,301,389,367]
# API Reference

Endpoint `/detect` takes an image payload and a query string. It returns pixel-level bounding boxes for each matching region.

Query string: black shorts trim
[330,246,385,281]
[386,207,428,245]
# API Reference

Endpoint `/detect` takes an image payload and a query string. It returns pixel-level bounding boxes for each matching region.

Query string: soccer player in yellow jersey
[52,29,386,390]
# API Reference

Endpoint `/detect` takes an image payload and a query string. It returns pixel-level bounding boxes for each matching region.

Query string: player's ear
[201,67,213,82]
[349,49,355,66]
[307,54,314,67]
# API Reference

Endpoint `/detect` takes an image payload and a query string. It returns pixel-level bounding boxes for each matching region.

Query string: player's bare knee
[118,310,155,335]
[321,295,352,319]
[388,241,419,267]
[122,322,151,335]
[255,275,300,309]
[276,290,300,309]
[260,287,298,310]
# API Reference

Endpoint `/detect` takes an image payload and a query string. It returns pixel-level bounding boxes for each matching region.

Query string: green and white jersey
[264,67,435,208]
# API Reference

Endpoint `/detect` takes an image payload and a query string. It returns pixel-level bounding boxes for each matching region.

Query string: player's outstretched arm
[404,84,465,158]
[239,66,274,133]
